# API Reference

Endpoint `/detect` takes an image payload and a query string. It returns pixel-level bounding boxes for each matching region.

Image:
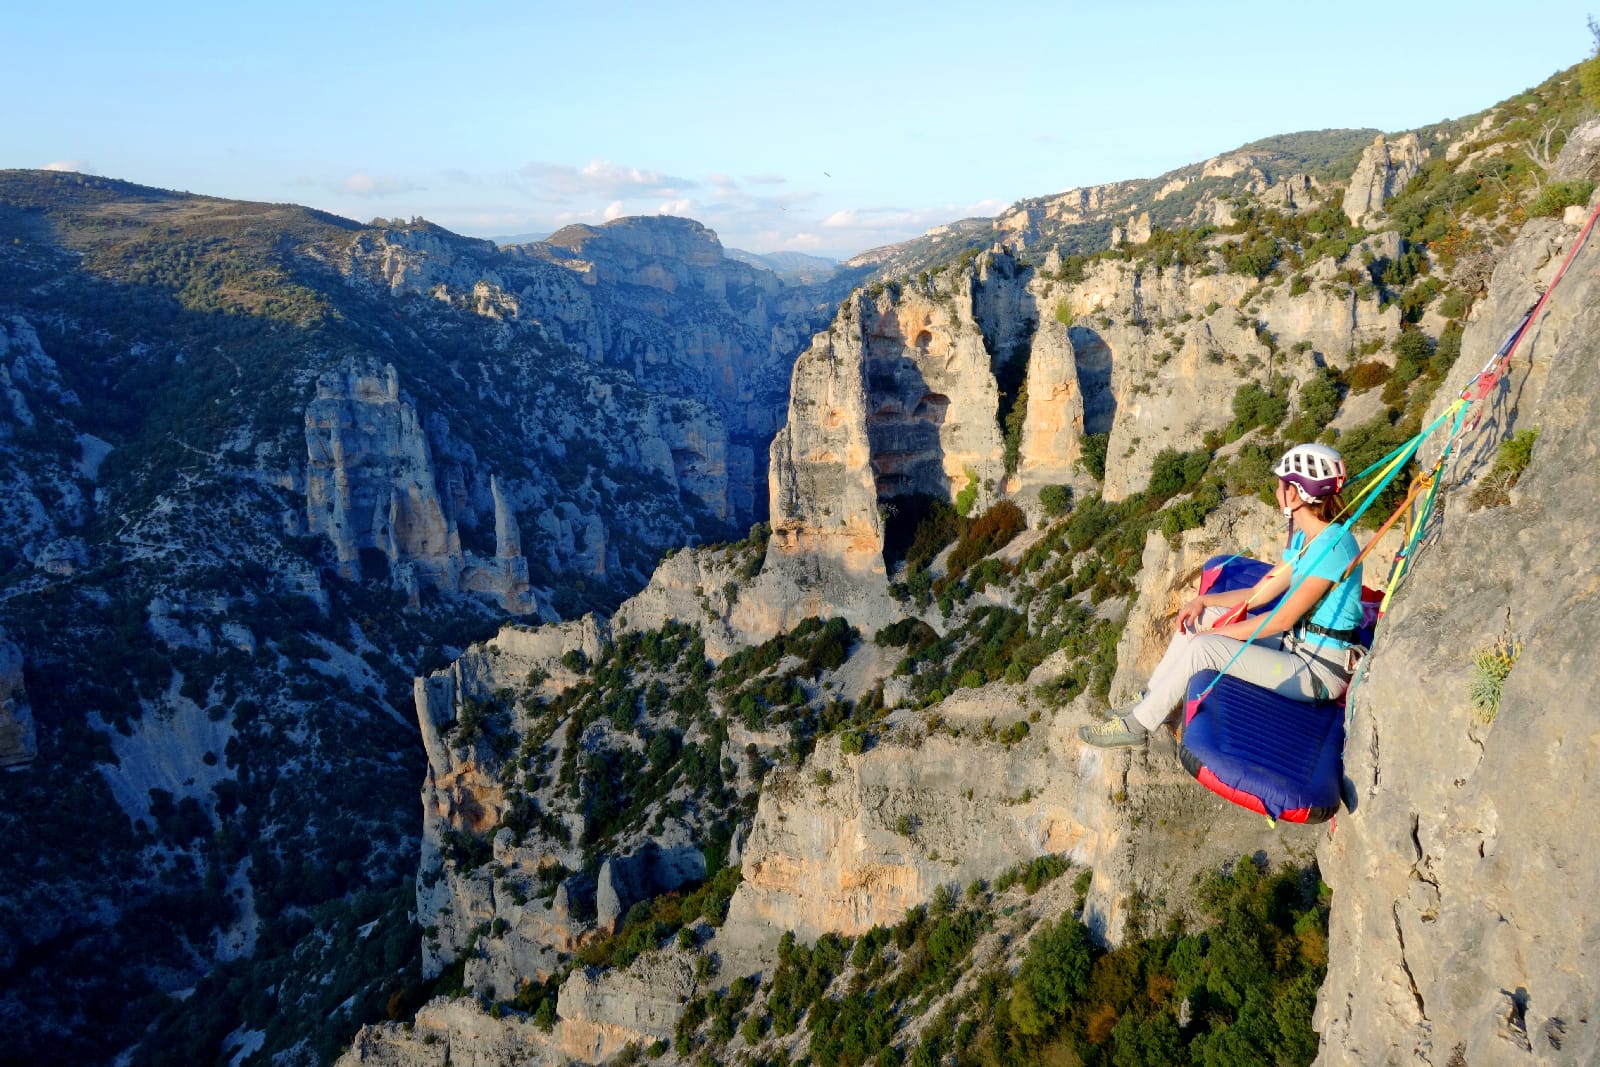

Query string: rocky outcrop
[343,996,566,1067]
[1342,133,1427,225]
[1314,145,1600,1063]
[414,616,607,978]
[304,364,463,583]
[1012,316,1090,496]
[595,845,707,934]
[0,633,34,770]
[556,954,697,1054]
[304,363,538,613]
[1043,249,1399,501]
[713,630,1316,975]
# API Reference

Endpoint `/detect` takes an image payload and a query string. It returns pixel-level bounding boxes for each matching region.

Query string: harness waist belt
[1295,620,1363,645]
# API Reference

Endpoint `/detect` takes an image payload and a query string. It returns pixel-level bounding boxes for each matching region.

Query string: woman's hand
[1175,596,1207,635]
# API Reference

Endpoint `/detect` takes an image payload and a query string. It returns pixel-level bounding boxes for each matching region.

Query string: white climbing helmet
[1274,442,1346,503]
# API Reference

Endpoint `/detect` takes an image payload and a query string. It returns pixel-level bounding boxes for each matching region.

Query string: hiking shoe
[1078,717,1147,748]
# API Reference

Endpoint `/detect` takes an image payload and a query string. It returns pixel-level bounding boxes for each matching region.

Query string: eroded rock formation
[1342,132,1427,225]
[304,364,536,613]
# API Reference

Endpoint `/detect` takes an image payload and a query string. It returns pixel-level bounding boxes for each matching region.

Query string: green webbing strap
[1383,399,1469,604]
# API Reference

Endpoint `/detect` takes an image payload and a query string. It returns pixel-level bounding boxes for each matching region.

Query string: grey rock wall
[1315,156,1600,1063]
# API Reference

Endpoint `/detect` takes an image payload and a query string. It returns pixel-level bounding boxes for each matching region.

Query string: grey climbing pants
[1127,608,1355,733]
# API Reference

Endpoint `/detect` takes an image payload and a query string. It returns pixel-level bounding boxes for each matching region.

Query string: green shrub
[954,467,980,517]
[1469,427,1540,509]
[1228,382,1288,439]
[1344,361,1391,393]
[1468,636,1522,723]
[1078,433,1110,481]
[1009,915,1093,1035]
[1530,180,1594,218]
[1438,289,1472,319]
[1146,448,1210,499]
[1055,302,1074,326]
[1038,484,1072,517]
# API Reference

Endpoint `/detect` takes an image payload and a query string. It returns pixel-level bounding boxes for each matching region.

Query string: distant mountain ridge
[724,247,844,283]
[846,127,1390,276]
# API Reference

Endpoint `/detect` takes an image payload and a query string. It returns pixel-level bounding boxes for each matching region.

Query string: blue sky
[3,1,1594,258]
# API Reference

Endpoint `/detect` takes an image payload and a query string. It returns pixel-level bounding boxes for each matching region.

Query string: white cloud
[518,158,697,203]
[288,171,420,198]
[43,160,93,174]
[602,200,627,221]
[746,173,787,186]
[657,198,695,216]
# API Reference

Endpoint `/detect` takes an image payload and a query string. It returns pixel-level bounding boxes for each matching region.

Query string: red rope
[1467,197,1600,407]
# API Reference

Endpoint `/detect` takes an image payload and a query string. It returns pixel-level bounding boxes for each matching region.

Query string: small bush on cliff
[1343,360,1391,393]
[1146,447,1211,499]
[1038,483,1072,517]
[945,500,1026,580]
[1531,180,1595,218]
[1469,427,1540,509]
[1227,382,1289,440]
[1468,634,1523,723]
[954,467,981,517]
[1078,432,1110,481]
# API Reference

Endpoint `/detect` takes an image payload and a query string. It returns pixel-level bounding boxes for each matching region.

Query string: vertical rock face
[305,364,462,585]
[1014,317,1089,493]
[304,364,540,613]
[414,615,610,981]
[1045,251,1399,502]
[860,279,1006,505]
[763,294,889,587]
[754,262,1035,636]
[0,632,35,770]
[492,475,521,559]
[1342,132,1426,225]
[1315,167,1600,1061]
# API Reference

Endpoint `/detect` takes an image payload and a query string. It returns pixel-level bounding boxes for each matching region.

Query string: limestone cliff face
[1012,315,1090,493]
[340,217,849,534]
[414,617,608,978]
[305,364,461,584]
[304,363,535,613]
[1042,246,1400,502]
[1315,149,1600,1063]
[510,217,852,519]
[1342,133,1427,225]
[995,179,1148,247]
[0,631,35,770]
[717,485,1339,973]
[344,996,567,1066]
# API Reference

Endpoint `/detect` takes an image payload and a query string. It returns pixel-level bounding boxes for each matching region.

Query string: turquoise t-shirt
[1284,527,1363,646]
